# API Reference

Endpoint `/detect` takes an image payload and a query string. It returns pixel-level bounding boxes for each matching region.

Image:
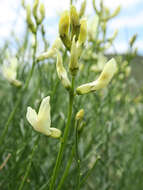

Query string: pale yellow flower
[59,10,70,37]
[2,58,22,87]
[76,58,117,95]
[37,37,63,61]
[26,96,61,138]
[78,18,87,45]
[56,50,71,89]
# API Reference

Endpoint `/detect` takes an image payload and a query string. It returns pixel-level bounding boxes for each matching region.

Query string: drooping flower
[2,58,22,87]
[26,96,61,138]
[56,50,71,90]
[37,37,63,61]
[76,58,117,95]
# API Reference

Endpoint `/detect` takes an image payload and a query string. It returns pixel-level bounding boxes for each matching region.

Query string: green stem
[0,32,38,146]
[56,146,74,190]
[49,77,75,190]
[79,157,100,188]
[56,118,82,190]
[75,121,81,190]
[18,135,40,190]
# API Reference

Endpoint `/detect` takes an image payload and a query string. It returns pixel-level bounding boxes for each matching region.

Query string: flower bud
[69,36,79,76]
[129,34,137,47]
[26,5,36,33]
[111,6,121,18]
[70,5,79,27]
[76,58,117,95]
[109,29,118,42]
[76,109,84,120]
[59,11,71,50]
[56,50,71,89]
[78,18,87,45]
[70,5,80,39]
[50,128,61,138]
[79,0,86,18]
[104,7,110,17]
[39,3,45,24]
[21,0,26,8]
[59,11,70,37]
[33,0,39,21]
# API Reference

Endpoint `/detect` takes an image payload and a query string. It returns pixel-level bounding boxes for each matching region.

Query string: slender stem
[75,121,81,190]
[56,146,74,190]
[49,77,75,190]
[79,157,100,188]
[18,135,40,190]
[0,32,38,146]
[56,118,76,190]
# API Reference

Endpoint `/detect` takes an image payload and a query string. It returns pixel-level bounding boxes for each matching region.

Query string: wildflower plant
[0,0,142,190]
[33,3,117,190]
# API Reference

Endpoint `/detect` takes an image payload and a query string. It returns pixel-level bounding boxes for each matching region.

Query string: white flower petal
[26,107,38,129]
[97,58,117,88]
[37,96,51,129]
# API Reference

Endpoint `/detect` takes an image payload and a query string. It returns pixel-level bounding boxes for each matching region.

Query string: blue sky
[0,0,142,55]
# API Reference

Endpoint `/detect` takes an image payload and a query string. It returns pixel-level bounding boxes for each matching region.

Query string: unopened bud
[104,7,110,16]
[56,50,71,89]
[69,36,79,76]
[111,6,121,18]
[70,5,79,27]
[130,34,137,47]
[59,11,71,50]
[33,0,39,21]
[39,3,45,24]
[26,5,36,33]
[70,5,80,39]
[59,11,70,37]
[110,30,118,41]
[79,0,86,18]
[76,109,84,120]
[78,18,87,45]
[21,0,26,8]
